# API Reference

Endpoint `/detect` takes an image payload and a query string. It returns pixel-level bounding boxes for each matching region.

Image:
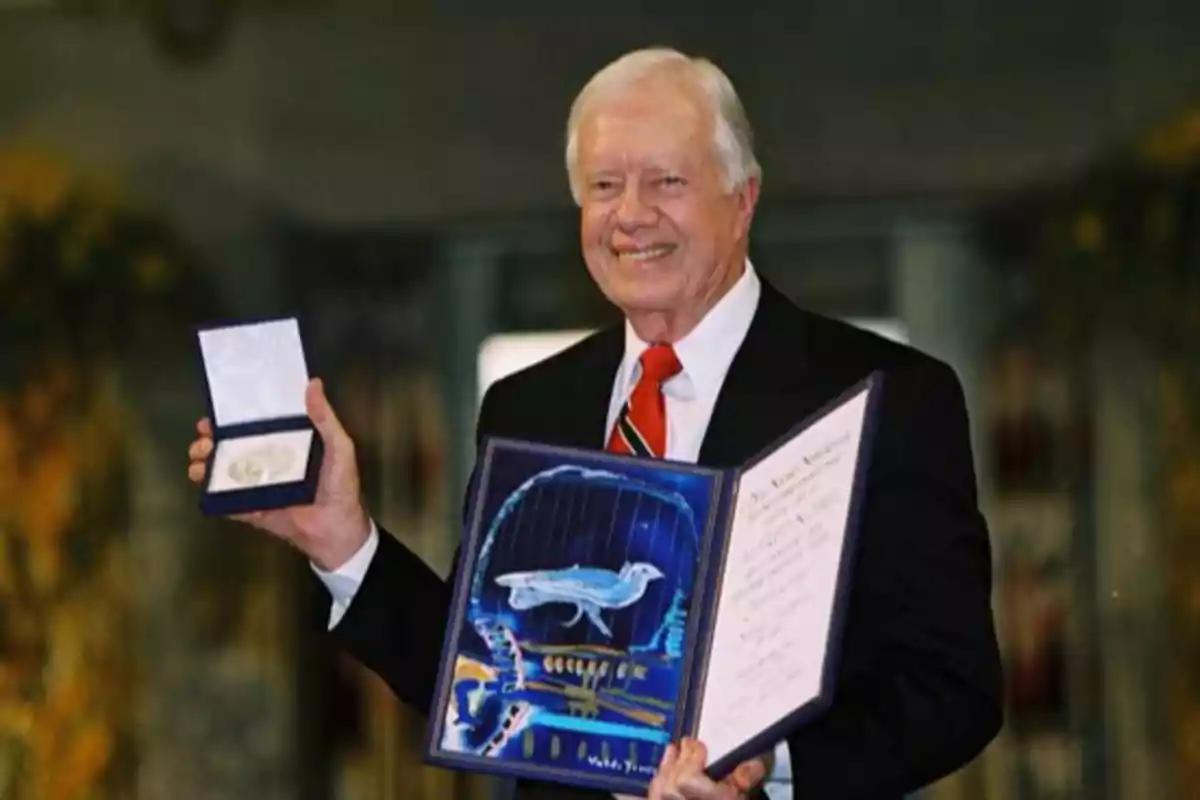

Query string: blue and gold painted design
[436,442,722,787]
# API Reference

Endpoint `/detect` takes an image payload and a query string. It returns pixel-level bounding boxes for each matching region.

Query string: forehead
[576,78,715,169]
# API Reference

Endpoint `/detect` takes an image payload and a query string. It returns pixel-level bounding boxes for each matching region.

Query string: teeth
[619,246,672,261]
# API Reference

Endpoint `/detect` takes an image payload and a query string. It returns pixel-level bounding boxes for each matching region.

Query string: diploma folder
[425,371,884,795]
[194,316,323,516]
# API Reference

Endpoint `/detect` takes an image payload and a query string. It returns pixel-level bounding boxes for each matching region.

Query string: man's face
[574,77,758,340]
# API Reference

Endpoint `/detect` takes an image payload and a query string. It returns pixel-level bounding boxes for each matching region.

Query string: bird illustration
[494,561,665,638]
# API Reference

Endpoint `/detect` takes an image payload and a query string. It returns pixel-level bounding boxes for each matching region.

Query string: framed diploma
[194,316,322,516]
[424,371,885,795]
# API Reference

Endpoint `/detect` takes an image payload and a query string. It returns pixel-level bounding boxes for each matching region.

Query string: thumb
[306,378,348,445]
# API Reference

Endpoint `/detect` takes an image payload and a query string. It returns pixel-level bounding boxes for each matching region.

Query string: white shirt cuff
[311,519,380,630]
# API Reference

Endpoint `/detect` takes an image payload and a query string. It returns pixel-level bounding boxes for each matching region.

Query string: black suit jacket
[321,279,1003,799]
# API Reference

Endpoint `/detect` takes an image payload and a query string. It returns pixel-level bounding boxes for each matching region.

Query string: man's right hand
[187,377,372,572]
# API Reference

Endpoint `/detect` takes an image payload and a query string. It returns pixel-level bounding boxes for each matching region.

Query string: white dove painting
[494,561,666,638]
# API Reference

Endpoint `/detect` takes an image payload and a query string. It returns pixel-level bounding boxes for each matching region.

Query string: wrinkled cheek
[579,209,608,239]
[581,248,617,291]
[582,242,611,271]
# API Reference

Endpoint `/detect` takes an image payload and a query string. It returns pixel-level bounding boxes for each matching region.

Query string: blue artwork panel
[435,441,723,789]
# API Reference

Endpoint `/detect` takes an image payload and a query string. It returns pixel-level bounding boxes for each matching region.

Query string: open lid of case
[197,317,310,430]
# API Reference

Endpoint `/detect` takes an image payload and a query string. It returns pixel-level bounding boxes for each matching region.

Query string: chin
[611,290,685,322]
[588,253,689,308]
[600,270,677,302]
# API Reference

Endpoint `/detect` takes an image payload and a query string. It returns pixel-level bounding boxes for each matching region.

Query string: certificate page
[694,386,872,766]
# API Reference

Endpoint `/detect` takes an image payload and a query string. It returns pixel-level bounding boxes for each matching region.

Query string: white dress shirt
[604,261,760,463]
[311,261,790,798]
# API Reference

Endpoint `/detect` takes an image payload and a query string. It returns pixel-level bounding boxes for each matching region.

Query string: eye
[657,175,687,188]
[588,178,620,198]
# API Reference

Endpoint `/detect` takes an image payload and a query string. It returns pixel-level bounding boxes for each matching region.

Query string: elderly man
[189,48,1002,799]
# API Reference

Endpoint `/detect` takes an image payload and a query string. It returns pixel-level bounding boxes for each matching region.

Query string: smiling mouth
[611,244,676,263]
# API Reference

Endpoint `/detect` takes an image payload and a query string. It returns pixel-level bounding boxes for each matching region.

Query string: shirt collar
[620,259,761,401]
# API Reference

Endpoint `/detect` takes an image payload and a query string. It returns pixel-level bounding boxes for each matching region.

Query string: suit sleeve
[784,361,1003,798]
[314,385,497,716]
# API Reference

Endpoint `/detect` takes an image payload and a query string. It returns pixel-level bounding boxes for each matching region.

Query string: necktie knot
[639,344,682,384]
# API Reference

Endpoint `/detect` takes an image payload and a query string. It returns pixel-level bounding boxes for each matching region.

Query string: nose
[614,184,657,230]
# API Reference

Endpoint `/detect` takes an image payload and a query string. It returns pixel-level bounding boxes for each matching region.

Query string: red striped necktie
[607,344,682,459]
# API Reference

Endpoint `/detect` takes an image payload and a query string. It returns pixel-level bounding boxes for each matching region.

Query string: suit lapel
[698,279,821,467]
[556,324,625,450]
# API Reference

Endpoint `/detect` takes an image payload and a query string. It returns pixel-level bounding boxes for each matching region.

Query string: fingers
[651,740,720,800]
[661,742,679,771]
[650,743,675,796]
[673,741,720,799]
[728,757,768,793]
[188,420,214,484]
[305,378,351,453]
[677,739,706,768]
[648,744,677,800]
[188,436,213,462]
[651,740,767,800]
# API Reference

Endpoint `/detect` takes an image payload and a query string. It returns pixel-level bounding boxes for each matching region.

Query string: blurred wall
[0,3,1198,227]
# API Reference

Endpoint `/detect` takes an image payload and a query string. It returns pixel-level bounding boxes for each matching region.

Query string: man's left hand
[648,738,769,799]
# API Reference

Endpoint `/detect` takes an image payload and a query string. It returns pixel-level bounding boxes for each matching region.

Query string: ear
[733,177,761,240]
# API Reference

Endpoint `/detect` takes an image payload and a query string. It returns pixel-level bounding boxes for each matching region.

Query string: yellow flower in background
[76,391,124,488]
[0,136,196,800]
[1169,462,1200,520]
[0,535,12,595]
[0,216,10,279]
[0,139,127,287]
[0,699,34,740]
[134,251,171,290]
[0,402,16,512]
[59,207,115,279]
[1140,107,1200,168]
[0,144,75,223]
[1073,211,1105,253]
[61,720,113,797]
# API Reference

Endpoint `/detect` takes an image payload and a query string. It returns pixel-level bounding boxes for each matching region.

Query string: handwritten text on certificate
[695,388,870,766]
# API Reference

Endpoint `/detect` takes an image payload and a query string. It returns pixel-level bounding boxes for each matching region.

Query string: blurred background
[2,3,1199,799]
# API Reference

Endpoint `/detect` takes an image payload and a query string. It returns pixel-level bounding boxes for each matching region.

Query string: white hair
[564,47,762,205]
